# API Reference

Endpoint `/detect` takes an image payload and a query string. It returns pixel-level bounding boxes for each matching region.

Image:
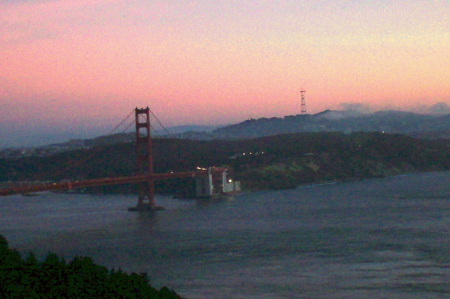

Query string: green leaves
[0,235,182,298]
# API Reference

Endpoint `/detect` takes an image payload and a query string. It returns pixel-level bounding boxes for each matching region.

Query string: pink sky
[1,0,449,146]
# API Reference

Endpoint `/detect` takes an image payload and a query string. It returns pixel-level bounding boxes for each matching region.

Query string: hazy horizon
[1,105,449,149]
[1,0,449,148]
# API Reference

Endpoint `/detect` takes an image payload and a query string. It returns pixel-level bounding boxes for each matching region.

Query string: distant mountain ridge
[46,110,450,149]
[177,109,450,140]
[46,125,220,149]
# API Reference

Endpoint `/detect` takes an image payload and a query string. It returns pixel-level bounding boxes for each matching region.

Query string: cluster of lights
[229,151,266,159]
[242,151,264,156]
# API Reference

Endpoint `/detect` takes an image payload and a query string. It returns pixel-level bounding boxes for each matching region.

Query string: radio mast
[300,90,306,114]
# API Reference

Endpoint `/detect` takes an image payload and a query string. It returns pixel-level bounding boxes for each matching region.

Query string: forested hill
[206,110,450,140]
[41,110,450,151]
[1,132,449,192]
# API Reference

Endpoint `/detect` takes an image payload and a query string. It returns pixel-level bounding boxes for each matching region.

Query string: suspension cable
[106,109,135,135]
[150,124,163,138]
[34,108,170,182]
[121,118,136,134]
[36,109,136,181]
[149,108,173,137]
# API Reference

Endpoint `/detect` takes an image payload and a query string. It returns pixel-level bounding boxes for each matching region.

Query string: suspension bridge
[0,108,240,211]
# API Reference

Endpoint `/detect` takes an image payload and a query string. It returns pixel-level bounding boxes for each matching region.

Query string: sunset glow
[1,0,449,146]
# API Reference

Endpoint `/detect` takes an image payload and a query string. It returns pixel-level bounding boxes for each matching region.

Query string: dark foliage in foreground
[0,235,182,298]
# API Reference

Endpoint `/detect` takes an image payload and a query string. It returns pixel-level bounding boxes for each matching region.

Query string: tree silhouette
[0,235,182,298]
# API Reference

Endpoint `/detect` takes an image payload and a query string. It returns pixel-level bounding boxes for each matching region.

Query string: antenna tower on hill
[300,89,306,114]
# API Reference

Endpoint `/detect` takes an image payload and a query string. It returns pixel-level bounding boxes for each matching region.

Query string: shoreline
[1,170,447,198]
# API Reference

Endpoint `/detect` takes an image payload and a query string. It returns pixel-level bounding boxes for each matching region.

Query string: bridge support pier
[128,179,164,211]
[128,107,165,212]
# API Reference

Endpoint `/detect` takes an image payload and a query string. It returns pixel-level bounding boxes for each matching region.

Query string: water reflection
[1,171,450,298]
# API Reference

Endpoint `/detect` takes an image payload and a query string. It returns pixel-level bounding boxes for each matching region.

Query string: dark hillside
[208,110,450,139]
[1,132,449,193]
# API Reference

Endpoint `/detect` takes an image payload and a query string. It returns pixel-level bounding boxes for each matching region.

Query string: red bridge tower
[129,107,164,211]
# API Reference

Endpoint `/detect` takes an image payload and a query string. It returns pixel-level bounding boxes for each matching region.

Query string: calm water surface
[1,171,450,298]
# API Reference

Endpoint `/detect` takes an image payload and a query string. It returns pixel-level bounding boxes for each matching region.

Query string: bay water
[1,171,449,298]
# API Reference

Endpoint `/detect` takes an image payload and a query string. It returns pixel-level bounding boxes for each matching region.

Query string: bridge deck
[0,170,223,196]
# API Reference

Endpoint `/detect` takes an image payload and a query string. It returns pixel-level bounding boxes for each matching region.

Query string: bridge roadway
[0,169,216,196]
